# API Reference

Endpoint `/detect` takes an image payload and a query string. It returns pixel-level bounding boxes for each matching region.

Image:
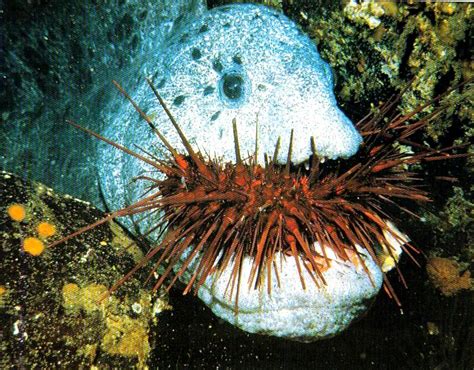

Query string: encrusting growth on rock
[7,204,26,222]
[23,237,45,256]
[426,257,472,296]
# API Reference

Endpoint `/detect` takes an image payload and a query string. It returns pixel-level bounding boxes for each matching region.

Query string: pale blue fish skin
[98,4,362,234]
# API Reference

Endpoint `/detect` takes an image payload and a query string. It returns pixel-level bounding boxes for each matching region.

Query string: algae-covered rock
[306,2,472,120]
[0,171,171,368]
[421,187,474,260]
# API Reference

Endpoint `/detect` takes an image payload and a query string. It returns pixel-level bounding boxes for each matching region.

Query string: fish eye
[218,68,250,107]
[222,73,243,100]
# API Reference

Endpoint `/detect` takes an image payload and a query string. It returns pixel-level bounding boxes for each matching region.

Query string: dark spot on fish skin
[173,95,186,106]
[204,86,215,96]
[218,128,224,139]
[217,6,232,13]
[257,84,266,91]
[174,14,184,24]
[131,35,139,50]
[180,33,189,43]
[272,14,280,19]
[157,78,166,88]
[113,13,134,42]
[223,23,230,29]
[211,111,221,121]
[199,24,209,33]
[138,11,147,21]
[232,55,242,65]
[212,59,223,73]
[192,48,202,60]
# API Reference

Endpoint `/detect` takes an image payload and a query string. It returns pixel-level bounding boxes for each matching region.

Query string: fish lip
[313,111,363,161]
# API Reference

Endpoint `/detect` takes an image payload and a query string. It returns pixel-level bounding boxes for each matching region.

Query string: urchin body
[121,111,407,341]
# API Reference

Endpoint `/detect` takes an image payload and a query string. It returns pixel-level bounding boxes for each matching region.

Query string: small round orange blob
[7,204,26,222]
[23,237,45,256]
[37,222,56,238]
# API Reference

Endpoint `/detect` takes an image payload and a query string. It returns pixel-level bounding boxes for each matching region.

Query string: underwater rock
[307,1,472,143]
[0,171,169,368]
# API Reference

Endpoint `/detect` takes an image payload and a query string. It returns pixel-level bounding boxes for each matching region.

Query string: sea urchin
[51,77,470,341]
